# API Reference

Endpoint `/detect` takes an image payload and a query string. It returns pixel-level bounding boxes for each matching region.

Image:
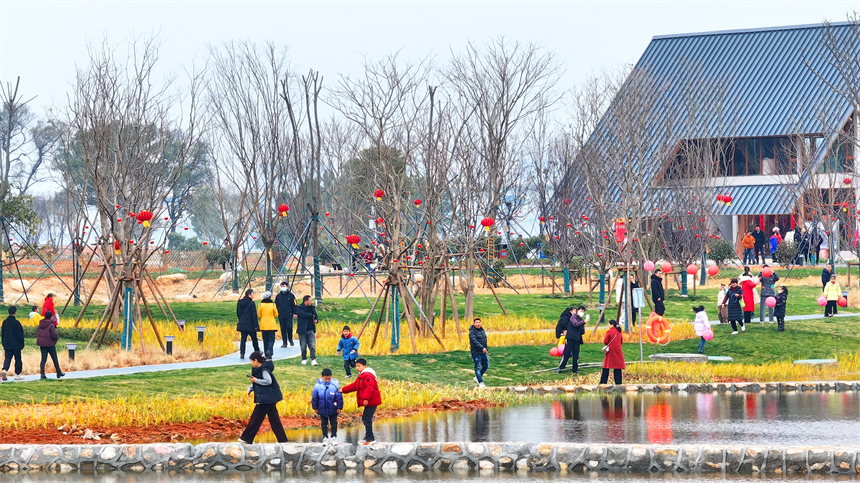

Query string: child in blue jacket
[336,326,360,378]
[311,368,344,445]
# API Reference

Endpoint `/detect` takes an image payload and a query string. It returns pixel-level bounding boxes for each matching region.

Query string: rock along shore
[1,443,858,475]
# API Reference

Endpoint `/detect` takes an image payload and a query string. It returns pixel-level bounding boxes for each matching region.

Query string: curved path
[6,311,856,383]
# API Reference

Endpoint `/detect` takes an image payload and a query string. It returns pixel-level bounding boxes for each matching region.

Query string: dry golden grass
[0,380,524,431]
[314,315,697,356]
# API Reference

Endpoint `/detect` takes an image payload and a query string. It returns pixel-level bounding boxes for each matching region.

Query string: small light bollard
[196,326,205,344]
[165,336,175,355]
[66,343,77,362]
[177,319,186,331]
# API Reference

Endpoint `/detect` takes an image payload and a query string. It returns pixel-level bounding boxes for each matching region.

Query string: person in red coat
[739,273,758,329]
[600,319,625,384]
[339,358,381,444]
[41,294,57,326]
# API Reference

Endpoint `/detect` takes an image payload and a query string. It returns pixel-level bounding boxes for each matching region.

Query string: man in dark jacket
[752,225,768,264]
[822,263,833,292]
[1,306,25,381]
[759,265,780,323]
[239,352,287,443]
[558,305,587,374]
[236,290,260,359]
[650,271,666,316]
[295,295,319,366]
[469,318,489,388]
[555,307,573,339]
[275,282,296,347]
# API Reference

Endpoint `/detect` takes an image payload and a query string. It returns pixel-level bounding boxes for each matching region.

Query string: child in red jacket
[339,358,381,445]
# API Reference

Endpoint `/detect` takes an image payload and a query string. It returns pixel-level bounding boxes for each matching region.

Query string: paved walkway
[5,311,855,384]
[10,342,302,383]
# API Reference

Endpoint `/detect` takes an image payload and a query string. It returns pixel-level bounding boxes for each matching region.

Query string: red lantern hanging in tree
[346,234,361,248]
[114,240,121,255]
[686,264,698,275]
[136,210,153,227]
[844,177,852,185]
[278,204,289,217]
[374,189,385,201]
[480,217,494,232]
[414,199,422,207]
[716,194,724,203]
[539,216,546,224]
[563,198,571,207]
[723,195,732,205]
[376,217,384,225]
[660,261,673,273]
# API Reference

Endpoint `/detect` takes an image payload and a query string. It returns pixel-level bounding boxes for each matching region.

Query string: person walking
[239,352,288,443]
[797,228,810,266]
[759,265,780,323]
[774,286,789,332]
[257,291,279,359]
[312,368,344,445]
[821,263,833,292]
[36,311,64,379]
[599,319,625,384]
[236,290,260,359]
[716,283,728,324]
[469,318,489,388]
[41,294,58,326]
[650,270,666,316]
[336,326,360,378]
[722,278,745,334]
[1,306,25,381]
[692,305,712,354]
[741,231,756,265]
[275,282,296,347]
[769,230,780,262]
[340,358,381,445]
[739,274,758,329]
[824,276,842,317]
[557,305,587,374]
[752,225,768,264]
[295,295,319,366]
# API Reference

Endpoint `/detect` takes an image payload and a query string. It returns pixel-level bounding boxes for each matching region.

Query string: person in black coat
[557,305,587,374]
[774,286,789,332]
[752,226,768,264]
[1,306,25,381]
[275,282,296,347]
[239,352,288,443]
[294,295,319,365]
[821,264,833,292]
[721,278,745,334]
[236,290,260,359]
[650,271,666,316]
[555,307,573,339]
[469,318,489,387]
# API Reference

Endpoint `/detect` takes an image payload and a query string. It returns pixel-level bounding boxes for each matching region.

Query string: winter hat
[262,291,272,299]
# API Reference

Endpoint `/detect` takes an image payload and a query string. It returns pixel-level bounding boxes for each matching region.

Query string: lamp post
[165,336,175,355]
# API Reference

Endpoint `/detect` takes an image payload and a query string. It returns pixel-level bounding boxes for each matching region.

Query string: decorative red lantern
[414,199,422,207]
[563,198,571,206]
[723,195,732,205]
[164,250,170,254]
[686,264,698,275]
[136,210,153,227]
[114,240,121,255]
[376,217,384,224]
[539,216,545,224]
[346,234,361,247]
[716,194,724,203]
[660,261,673,273]
[374,189,385,201]
[325,212,330,216]
[203,241,208,245]
[278,204,289,217]
[164,217,169,221]
[844,177,852,185]
[480,217,494,232]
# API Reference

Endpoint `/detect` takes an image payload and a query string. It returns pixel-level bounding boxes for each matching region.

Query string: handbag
[753,288,761,304]
[602,330,619,354]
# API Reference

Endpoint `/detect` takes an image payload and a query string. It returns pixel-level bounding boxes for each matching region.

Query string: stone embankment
[1,443,858,475]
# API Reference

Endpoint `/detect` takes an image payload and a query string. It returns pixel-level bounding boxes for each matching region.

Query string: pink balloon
[766,296,776,308]
[558,344,565,353]
[643,260,655,271]
[549,347,559,357]
[817,296,827,306]
[703,329,714,341]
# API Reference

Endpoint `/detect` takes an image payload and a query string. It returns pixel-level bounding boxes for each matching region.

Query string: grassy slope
[2,317,855,405]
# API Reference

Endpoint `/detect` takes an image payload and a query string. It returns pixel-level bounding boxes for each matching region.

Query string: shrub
[773,240,799,267]
[204,248,231,266]
[708,239,736,266]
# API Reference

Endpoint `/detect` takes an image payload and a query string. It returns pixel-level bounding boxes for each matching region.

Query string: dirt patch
[0,399,502,444]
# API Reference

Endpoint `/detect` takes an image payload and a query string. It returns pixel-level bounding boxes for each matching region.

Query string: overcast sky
[2,0,858,116]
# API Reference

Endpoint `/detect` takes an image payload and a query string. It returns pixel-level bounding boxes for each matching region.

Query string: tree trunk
[312,215,322,304]
[464,251,476,320]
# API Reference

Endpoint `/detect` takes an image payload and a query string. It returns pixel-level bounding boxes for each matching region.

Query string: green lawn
[2,317,855,405]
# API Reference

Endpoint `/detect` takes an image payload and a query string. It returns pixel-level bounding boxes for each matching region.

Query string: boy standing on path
[340,358,381,445]
[469,318,489,388]
[312,368,344,445]
[1,306,25,381]
[275,282,296,347]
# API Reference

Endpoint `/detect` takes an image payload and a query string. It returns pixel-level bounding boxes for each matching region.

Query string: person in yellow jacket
[257,291,279,358]
[823,277,842,318]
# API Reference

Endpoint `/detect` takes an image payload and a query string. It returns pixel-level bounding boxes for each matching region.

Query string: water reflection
[274,391,859,446]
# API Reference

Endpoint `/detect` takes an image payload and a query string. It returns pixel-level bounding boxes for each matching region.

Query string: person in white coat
[716,283,728,324]
[693,305,712,354]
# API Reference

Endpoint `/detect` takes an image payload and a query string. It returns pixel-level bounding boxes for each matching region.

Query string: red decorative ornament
[844,177,852,185]
[374,189,385,201]
[278,204,289,217]
[346,234,361,246]
[480,217,494,232]
[723,195,733,205]
[136,210,153,227]
[114,240,121,254]
[414,199,422,206]
[116,218,122,222]
[164,250,170,254]
[563,198,571,206]
[184,227,189,231]
[716,194,724,203]
[203,241,208,245]
[539,216,546,224]
[661,261,673,273]
[376,217,384,224]
[325,212,330,216]
[164,217,169,221]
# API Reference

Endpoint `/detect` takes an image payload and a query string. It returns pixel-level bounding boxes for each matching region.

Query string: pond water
[2,471,858,483]
[259,391,860,446]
